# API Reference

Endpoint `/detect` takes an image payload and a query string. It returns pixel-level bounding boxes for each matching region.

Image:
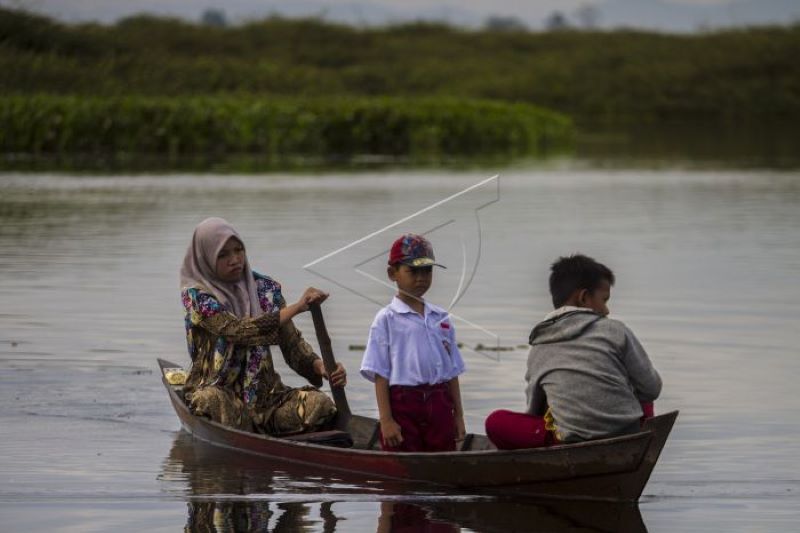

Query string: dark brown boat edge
[157,358,677,502]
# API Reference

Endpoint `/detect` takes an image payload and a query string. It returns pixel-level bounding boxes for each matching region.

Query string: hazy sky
[2,0,797,31]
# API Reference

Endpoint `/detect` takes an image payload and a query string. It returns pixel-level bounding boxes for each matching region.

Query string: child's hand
[455,415,466,443]
[381,418,403,448]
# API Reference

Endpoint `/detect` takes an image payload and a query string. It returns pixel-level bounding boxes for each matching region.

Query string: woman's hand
[380,417,404,448]
[297,287,328,311]
[313,360,347,388]
[281,287,329,324]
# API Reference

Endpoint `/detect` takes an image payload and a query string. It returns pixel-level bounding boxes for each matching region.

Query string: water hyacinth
[0,95,573,162]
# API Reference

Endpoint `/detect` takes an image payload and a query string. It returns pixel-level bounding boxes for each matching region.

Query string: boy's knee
[485,409,514,437]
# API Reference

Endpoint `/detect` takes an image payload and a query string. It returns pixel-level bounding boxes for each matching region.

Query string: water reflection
[161,431,342,531]
[423,499,646,533]
[161,431,647,532]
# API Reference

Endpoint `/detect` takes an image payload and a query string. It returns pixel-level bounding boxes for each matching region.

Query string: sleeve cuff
[360,367,387,383]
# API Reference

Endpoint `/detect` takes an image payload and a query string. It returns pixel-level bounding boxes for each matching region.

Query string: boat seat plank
[281,429,354,448]
[463,434,496,451]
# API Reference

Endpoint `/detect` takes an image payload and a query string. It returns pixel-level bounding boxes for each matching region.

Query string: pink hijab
[179,217,261,318]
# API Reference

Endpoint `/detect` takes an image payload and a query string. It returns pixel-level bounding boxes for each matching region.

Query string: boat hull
[160,358,676,502]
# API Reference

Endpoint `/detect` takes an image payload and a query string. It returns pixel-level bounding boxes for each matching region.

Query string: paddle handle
[309,303,352,420]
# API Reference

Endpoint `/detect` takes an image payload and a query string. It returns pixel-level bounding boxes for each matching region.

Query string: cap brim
[402,257,446,269]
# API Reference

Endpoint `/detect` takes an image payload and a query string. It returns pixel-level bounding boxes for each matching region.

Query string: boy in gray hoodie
[485,254,662,449]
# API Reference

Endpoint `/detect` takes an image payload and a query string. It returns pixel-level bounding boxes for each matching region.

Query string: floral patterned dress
[181,272,336,434]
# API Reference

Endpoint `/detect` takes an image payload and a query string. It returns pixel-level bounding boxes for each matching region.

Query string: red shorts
[381,383,456,452]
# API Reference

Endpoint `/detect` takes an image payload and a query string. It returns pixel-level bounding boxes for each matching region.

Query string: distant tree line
[1,7,798,125]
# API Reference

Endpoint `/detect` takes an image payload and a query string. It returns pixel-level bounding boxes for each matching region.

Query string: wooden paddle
[309,303,352,429]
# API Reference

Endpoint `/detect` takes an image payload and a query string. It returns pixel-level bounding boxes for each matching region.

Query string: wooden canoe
[158,358,676,502]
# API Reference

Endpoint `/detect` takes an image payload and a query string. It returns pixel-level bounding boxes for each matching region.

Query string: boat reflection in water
[161,431,648,532]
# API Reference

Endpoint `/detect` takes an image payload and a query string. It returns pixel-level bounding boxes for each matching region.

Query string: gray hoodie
[525,309,662,443]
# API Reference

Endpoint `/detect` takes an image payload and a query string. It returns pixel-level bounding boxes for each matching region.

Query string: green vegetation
[0,95,571,161]
[1,7,798,166]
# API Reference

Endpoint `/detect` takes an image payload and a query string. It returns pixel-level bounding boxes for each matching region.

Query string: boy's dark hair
[549,254,615,308]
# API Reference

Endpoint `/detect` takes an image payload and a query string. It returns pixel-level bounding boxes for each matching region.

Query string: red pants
[485,403,655,450]
[381,383,456,452]
[484,410,558,450]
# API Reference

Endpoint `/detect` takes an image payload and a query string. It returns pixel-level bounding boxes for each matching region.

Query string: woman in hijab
[179,217,346,435]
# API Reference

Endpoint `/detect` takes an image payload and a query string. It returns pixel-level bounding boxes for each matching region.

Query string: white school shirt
[360,296,466,386]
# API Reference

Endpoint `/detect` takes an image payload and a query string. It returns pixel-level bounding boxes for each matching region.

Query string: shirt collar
[389,295,445,317]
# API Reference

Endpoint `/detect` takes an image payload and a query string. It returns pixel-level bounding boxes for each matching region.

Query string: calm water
[1,169,799,531]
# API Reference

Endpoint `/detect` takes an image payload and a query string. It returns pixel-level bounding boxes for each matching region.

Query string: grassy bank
[0,95,572,162]
[2,9,799,123]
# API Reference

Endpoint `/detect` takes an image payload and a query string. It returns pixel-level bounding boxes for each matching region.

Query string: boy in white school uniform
[360,233,466,452]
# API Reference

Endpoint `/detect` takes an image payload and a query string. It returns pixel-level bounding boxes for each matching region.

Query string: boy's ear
[576,288,589,306]
[387,265,397,281]
[565,288,587,307]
